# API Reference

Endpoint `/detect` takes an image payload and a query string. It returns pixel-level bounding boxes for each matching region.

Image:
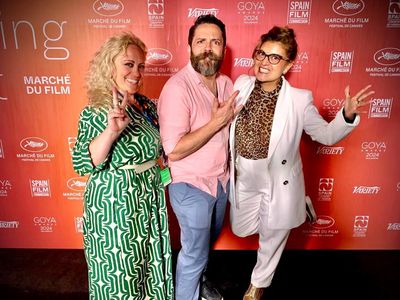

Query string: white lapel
[267,77,291,160]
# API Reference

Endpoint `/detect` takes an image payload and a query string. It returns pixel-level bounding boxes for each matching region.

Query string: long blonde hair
[86,32,147,108]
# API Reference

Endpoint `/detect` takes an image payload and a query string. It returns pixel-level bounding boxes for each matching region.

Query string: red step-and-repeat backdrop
[0,0,399,250]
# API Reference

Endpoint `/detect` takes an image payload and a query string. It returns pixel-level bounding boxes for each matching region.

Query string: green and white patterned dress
[72,94,173,300]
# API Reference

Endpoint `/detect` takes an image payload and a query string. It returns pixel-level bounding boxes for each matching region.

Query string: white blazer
[229,75,360,229]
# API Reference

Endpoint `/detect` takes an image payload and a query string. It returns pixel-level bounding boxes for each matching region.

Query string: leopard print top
[235,79,282,159]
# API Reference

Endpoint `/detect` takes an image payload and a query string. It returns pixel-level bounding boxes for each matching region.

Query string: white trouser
[230,155,290,288]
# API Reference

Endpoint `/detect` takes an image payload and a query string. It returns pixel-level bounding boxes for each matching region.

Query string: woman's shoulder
[234,74,255,89]
[284,79,312,98]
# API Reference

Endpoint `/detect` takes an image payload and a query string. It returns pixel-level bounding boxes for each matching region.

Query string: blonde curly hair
[86,32,147,109]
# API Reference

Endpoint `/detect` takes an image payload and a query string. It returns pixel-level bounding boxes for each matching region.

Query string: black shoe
[200,276,223,300]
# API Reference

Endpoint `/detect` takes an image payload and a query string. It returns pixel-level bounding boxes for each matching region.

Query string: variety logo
[309,215,335,229]
[93,0,124,17]
[20,137,48,153]
[332,0,365,16]
[353,215,369,237]
[234,58,254,68]
[188,8,219,18]
[373,48,400,66]
[146,48,172,66]
[67,177,87,192]
[353,185,381,194]
[316,146,344,155]
[0,221,19,229]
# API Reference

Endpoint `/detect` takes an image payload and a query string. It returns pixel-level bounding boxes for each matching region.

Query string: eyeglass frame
[254,49,290,65]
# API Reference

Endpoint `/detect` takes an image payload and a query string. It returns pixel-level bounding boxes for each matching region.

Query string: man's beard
[190,51,224,77]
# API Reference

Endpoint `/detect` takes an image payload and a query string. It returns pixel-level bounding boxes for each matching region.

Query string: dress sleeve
[72,107,110,175]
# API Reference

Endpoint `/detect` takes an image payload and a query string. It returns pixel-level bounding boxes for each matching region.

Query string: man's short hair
[188,14,226,48]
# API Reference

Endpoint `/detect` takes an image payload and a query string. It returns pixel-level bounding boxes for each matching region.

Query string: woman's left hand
[343,85,375,120]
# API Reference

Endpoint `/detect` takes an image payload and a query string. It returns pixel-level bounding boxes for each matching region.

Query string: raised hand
[211,90,242,129]
[343,85,375,120]
[107,87,132,135]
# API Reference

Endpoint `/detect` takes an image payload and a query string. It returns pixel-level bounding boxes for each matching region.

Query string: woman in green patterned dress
[72,32,174,300]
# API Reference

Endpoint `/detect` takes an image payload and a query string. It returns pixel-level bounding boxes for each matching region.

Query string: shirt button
[283,180,289,185]
[282,160,287,165]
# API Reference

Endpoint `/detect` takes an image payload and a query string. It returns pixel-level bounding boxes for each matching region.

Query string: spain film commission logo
[387,0,400,28]
[330,51,354,73]
[353,215,369,237]
[287,0,312,24]
[30,179,51,197]
[147,0,164,28]
[368,97,393,118]
[318,178,334,201]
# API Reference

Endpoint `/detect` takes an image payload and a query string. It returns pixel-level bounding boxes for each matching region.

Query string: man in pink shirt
[158,15,240,300]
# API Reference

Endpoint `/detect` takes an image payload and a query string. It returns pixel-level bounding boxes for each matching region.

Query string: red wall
[0,0,399,249]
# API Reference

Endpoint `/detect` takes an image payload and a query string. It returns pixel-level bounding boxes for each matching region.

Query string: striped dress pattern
[72,94,173,300]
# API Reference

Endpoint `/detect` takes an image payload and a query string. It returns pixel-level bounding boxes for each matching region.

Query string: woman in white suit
[229,26,374,300]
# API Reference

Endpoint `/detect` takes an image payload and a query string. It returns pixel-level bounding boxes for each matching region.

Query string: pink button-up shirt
[158,62,233,197]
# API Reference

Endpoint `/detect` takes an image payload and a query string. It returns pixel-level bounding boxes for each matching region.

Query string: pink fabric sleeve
[158,82,190,155]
